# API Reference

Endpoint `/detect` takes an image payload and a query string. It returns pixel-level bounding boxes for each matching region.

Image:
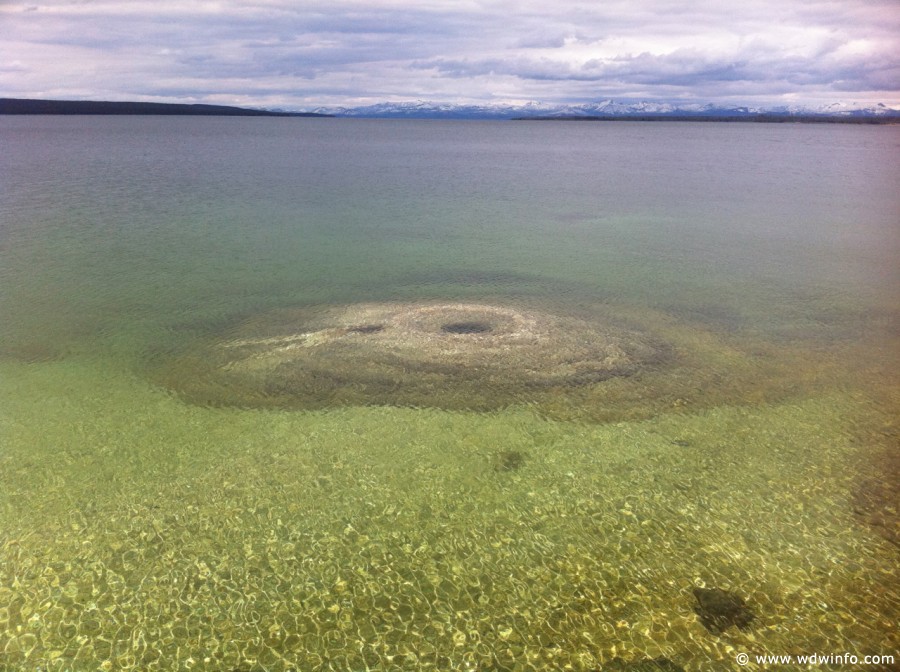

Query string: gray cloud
[1,0,898,107]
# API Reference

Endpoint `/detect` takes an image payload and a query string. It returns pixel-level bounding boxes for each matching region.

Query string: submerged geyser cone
[155,301,669,412]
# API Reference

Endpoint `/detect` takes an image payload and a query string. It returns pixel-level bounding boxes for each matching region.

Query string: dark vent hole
[441,321,492,334]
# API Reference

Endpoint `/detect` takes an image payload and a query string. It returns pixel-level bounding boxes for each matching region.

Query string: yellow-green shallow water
[1,335,897,670]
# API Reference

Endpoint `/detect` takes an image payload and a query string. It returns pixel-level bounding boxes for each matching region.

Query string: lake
[1,117,898,670]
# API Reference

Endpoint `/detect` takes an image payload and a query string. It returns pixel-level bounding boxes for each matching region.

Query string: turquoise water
[1,117,898,670]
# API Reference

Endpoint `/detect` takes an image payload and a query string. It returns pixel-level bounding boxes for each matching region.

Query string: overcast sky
[2,0,898,109]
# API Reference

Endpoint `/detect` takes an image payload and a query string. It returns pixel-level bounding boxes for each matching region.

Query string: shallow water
[1,117,898,671]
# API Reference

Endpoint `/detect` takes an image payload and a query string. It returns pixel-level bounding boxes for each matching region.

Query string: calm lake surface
[1,117,898,671]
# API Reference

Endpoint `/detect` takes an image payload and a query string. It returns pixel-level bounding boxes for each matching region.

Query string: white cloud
[0,0,898,107]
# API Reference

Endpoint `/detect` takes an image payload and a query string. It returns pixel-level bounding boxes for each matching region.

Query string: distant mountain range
[302,99,900,121]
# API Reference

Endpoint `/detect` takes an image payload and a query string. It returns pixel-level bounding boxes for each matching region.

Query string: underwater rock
[152,301,669,413]
[493,450,526,472]
[692,587,755,634]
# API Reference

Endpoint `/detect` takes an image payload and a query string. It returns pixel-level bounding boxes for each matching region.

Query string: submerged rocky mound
[150,297,842,421]
[153,301,670,412]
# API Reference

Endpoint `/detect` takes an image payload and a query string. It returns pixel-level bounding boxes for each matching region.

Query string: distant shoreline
[2,98,896,122]
[0,98,332,117]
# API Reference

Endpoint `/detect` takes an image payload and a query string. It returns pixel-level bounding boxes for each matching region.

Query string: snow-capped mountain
[296,99,899,120]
